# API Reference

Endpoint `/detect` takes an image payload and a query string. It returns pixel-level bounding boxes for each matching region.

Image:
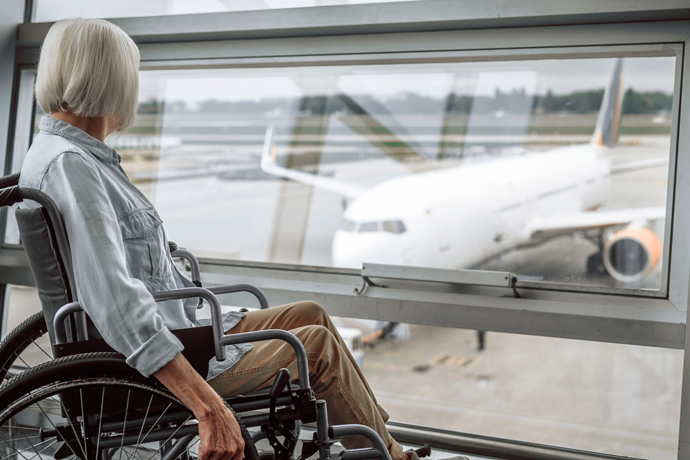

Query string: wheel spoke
[136,404,173,450]
[118,389,131,460]
[11,353,29,370]
[0,431,33,460]
[125,396,153,460]
[33,400,81,460]
[19,431,42,460]
[32,341,52,362]
[1,378,201,460]
[144,416,193,460]
[58,394,87,460]
[95,388,105,460]
[28,438,59,460]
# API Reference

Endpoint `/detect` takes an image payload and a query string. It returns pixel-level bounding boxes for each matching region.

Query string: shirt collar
[38,117,122,166]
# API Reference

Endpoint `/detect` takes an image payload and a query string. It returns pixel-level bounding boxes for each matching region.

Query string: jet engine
[602,227,661,283]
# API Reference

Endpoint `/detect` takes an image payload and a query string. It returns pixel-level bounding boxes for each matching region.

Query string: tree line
[138,88,672,116]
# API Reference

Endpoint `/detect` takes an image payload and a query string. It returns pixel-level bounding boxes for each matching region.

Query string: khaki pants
[208,301,404,460]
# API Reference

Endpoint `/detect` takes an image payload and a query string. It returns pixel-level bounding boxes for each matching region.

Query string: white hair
[35,18,140,131]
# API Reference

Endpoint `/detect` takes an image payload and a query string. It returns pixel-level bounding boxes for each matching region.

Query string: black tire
[0,352,260,460]
[0,311,51,381]
[586,252,607,278]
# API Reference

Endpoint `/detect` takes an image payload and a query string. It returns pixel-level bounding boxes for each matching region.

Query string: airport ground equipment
[0,173,393,460]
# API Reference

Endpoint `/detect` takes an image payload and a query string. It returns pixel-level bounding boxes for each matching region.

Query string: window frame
[7,11,690,347]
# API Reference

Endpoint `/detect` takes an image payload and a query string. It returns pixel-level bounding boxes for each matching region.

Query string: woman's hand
[196,403,245,460]
[153,353,245,460]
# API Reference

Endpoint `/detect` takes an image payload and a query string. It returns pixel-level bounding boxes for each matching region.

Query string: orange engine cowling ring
[603,227,661,283]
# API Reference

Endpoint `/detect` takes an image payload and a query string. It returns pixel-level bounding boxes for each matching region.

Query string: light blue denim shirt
[20,117,252,379]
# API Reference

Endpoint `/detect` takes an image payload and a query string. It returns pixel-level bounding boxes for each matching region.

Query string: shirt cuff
[125,327,185,377]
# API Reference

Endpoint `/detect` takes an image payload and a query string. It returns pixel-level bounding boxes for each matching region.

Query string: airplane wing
[611,157,669,174]
[260,126,369,199]
[529,207,665,240]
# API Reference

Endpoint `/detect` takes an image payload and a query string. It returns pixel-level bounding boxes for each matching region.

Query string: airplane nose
[331,230,404,268]
[332,231,363,268]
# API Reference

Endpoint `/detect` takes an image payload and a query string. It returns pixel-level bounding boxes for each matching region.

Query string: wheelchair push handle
[53,301,89,344]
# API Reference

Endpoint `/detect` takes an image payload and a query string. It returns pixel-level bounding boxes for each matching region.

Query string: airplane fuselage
[332,144,612,269]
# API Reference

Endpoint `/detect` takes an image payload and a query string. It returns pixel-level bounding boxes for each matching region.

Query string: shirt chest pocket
[118,208,173,292]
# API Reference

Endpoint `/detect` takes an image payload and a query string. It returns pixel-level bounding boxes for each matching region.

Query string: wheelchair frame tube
[171,248,201,283]
[329,425,392,460]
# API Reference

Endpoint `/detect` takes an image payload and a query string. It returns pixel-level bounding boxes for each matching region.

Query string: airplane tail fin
[260,126,368,198]
[591,58,625,148]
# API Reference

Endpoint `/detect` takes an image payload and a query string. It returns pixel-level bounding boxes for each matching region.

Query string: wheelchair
[0,172,398,460]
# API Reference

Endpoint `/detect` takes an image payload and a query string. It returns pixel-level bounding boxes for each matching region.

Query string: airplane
[260,59,669,286]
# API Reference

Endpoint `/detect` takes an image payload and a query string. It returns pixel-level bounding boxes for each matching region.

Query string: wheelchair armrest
[221,330,310,391]
[53,288,224,357]
[207,284,269,310]
[53,288,310,391]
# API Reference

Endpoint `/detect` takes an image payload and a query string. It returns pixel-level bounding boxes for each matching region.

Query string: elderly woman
[19,17,444,460]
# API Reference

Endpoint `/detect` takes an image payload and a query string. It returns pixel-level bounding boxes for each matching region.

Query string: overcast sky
[137,56,676,106]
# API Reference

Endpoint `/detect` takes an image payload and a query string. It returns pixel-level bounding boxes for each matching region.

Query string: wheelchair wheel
[0,352,260,460]
[0,311,52,381]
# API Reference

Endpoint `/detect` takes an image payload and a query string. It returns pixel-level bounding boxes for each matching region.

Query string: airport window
[101,55,676,295]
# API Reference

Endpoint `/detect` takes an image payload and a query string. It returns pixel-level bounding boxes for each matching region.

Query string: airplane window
[87,54,675,295]
[382,220,407,234]
[382,220,397,233]
[359,222,379,232]
[394,220,406,234]
[340,219,357,232]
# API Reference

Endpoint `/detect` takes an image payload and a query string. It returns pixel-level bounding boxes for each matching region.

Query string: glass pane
[33,0,429,22]
[4,69,36,246]
[3,285,41,335]
[1,286,53,379]
[360,326,682,459]
[120,56,675,294]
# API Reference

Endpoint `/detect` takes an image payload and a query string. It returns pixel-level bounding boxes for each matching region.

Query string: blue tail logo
[591,58,624,148]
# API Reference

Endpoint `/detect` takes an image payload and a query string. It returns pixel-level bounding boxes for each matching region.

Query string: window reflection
[106,56,675,292]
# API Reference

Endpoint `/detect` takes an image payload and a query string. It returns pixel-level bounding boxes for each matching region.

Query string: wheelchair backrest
[0,173,99,346]
[16,207,100,344]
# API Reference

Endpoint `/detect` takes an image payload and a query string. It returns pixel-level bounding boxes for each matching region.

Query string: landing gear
[476,330,486,351]
[586,252,607,278]
[584,229,608,279]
